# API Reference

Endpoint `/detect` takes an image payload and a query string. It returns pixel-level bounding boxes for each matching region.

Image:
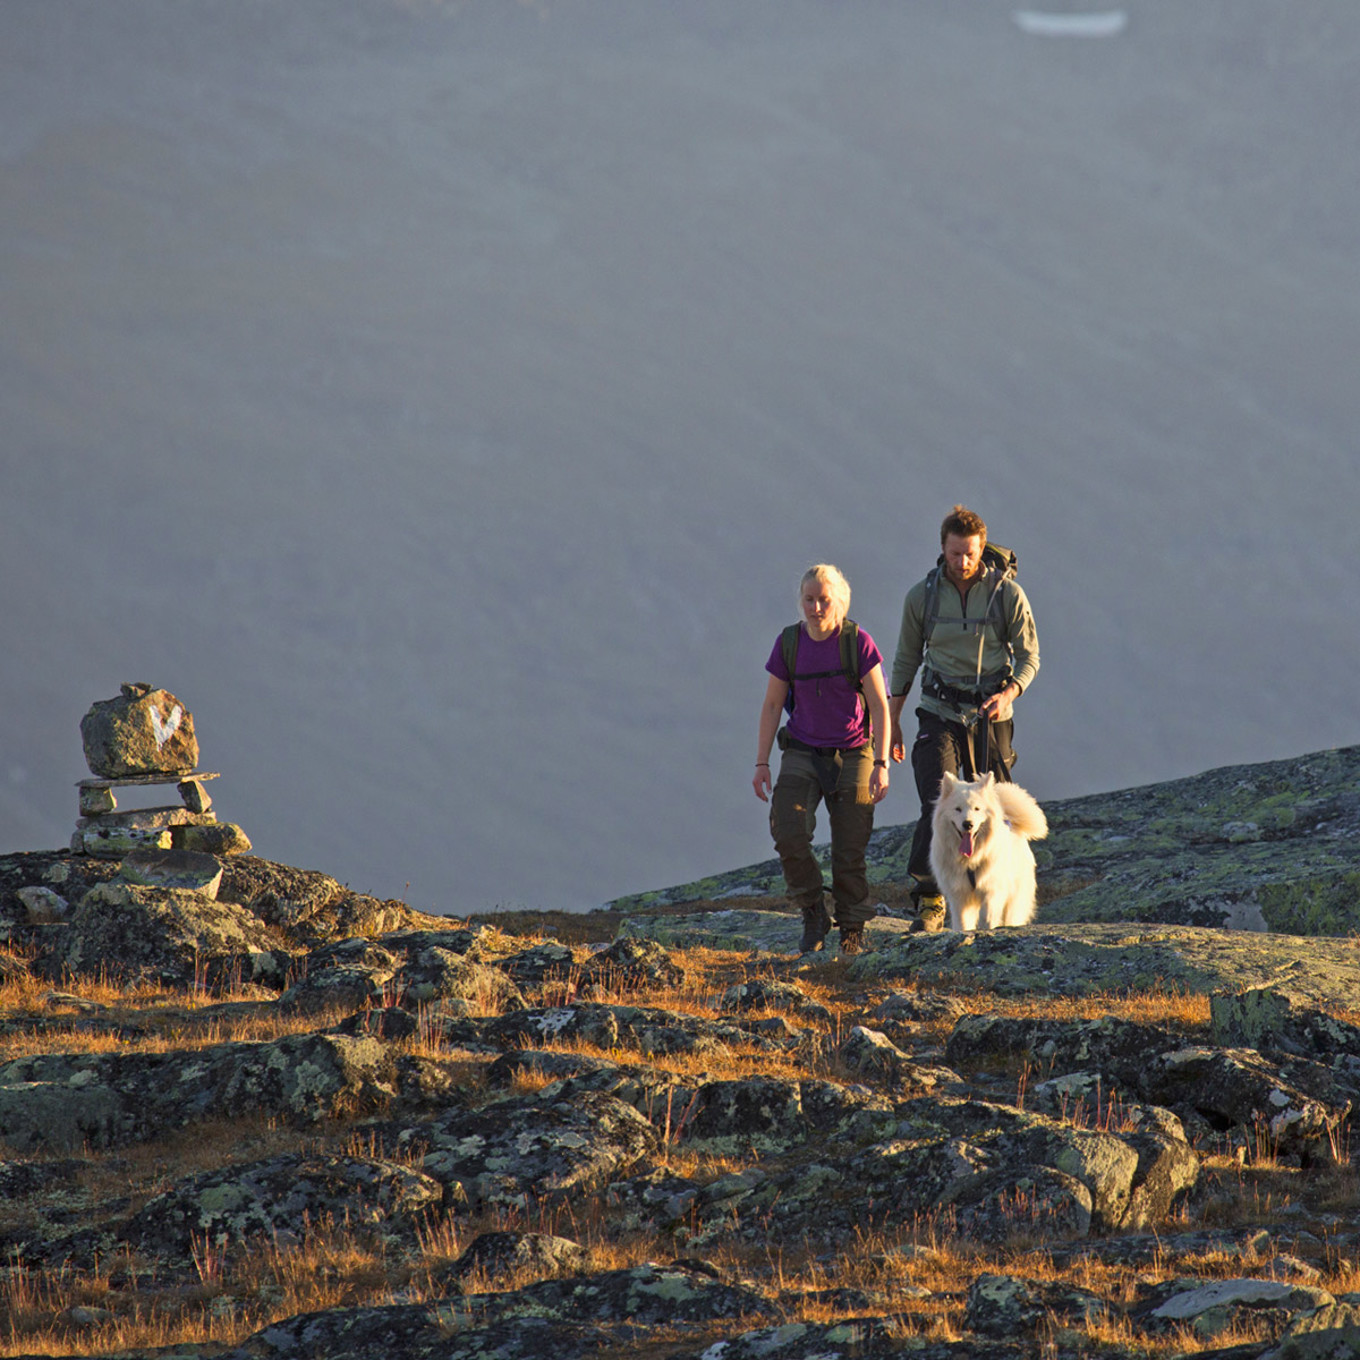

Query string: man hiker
[888,505,1040,930]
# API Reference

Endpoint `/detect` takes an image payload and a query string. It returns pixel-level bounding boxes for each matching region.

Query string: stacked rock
[74,683,252,862]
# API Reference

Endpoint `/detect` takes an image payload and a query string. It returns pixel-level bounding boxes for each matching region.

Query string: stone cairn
[74,683,252,891]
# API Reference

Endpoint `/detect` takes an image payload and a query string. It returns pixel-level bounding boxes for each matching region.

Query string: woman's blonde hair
[799,563,851,631]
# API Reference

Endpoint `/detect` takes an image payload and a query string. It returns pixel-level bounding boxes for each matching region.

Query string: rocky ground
[1,746,1359,1359]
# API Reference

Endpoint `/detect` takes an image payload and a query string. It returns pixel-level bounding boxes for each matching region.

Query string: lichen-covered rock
[619,907,910,956]
[499,940,577,985]
[0,1076,126,1156]
[1265,1301,1360,1358]
[120,1153,444,1261]
[0,1032,401,1152]
[965,1271,1111,1337]
[484,1048,615,1090]
[227,1303,609,1360]
[617,746,1360,942]
[213,1032,402,1124]
[470,1002,764,1060]
[228,1262,775,1360]
[217,857,352,928]
[440,1258,771,1327]
[273,939,411,1017]
[603,1166,706,1235]
[663,1318,929,1359]
[943,1011,1352,1162]
[216,857,450,946]
[52,880,289,990]
[380,926,490,960]
[1139,1276,1335,1345]
[334,1005,421,1042]
[172,821,253,856]
[512,1057,701,1137]
[946,1012,1180,1075]
[407,1090,659,1212]
[1141,1045,1349,1162]
[681,1077,809,1156]
[837,1096,1194,1241]
[574,935,685,994]
[719,978,832,1023]
[839,1025,954,1093]
[0,853,120,937]
[471,1003,621,1052]
[854,923,1360,1008]
[118,848,224,896]
[868,988,968,1029]
[16,885,68,922]
[445,1230,588,1283]
[1211,986,1360,1064]
[397,945,524,1012]
[72,805,213,857]
[80,683,199,777]
[278,962,392,1015]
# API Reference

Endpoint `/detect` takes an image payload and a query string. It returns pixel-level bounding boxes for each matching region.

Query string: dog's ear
[938,771,958,796]
[980,771,995,789]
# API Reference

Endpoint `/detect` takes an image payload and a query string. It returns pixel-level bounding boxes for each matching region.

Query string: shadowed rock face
[5,749,1360,1357]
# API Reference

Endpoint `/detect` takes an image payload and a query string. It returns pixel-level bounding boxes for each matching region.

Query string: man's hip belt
[921,670,1010,710]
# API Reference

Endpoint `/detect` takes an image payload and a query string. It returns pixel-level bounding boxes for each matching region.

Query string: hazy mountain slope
[3,0,1357,911]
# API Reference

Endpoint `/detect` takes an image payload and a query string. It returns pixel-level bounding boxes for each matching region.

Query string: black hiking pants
[907,709,1015,893]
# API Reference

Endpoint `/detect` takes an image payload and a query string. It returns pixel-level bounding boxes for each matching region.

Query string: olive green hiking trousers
[769,739,875,929]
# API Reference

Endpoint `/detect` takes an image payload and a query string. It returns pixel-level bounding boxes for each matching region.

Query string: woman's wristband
[873,760,887,767]
[755,762,769,768]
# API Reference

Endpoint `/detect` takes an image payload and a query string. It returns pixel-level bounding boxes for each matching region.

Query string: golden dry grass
[0,921,1351,1358]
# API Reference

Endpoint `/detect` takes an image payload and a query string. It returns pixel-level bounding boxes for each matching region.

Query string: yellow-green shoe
[910,894,947,934]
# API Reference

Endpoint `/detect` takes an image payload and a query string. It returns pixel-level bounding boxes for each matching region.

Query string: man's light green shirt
[890,571,1040,721]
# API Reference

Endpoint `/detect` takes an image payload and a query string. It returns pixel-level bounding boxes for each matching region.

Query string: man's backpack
[779,620,865,720]
[921,543,1018,645]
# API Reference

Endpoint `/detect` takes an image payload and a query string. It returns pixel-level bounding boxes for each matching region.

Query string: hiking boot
[909,893,947,934]
[839,926,866,956]
[798,899,833,954]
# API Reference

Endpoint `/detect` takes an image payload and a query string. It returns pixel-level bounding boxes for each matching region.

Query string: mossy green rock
[611,746,1360,936]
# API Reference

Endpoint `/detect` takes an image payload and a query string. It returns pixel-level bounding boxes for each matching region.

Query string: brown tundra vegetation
[2,746,1360,1360]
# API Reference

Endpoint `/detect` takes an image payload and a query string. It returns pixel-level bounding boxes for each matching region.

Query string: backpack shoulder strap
[923,545,1018,645]
[839,619,862,689]
[921,563,945,646]
[780,623,801,714]
[780,621,865,718]
[841,618,868,728]
[981,544,1018,642]
[780,623,801,680]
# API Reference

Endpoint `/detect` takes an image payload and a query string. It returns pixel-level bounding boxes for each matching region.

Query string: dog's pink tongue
[959,830,975,858]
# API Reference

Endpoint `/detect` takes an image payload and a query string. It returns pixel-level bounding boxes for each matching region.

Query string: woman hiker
[753,563,891,955]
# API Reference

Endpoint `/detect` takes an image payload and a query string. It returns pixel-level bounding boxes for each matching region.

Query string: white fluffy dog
[929,771,1049,931]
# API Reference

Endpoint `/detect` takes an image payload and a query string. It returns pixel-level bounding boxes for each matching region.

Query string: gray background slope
[2,0,1356,912]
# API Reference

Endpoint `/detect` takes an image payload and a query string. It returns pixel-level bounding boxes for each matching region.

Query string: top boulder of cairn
[80,683,200,779]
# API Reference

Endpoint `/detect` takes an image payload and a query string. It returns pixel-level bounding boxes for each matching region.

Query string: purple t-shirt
[766,624,883,749]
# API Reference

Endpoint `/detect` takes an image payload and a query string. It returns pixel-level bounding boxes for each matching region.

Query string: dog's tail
[995,783,1048,841]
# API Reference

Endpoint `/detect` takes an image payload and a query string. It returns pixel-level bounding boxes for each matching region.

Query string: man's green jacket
[890,569,1039,723]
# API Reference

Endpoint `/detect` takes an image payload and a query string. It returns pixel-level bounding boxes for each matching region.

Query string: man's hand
[979,682,1020,722]
[890,722,906,764]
